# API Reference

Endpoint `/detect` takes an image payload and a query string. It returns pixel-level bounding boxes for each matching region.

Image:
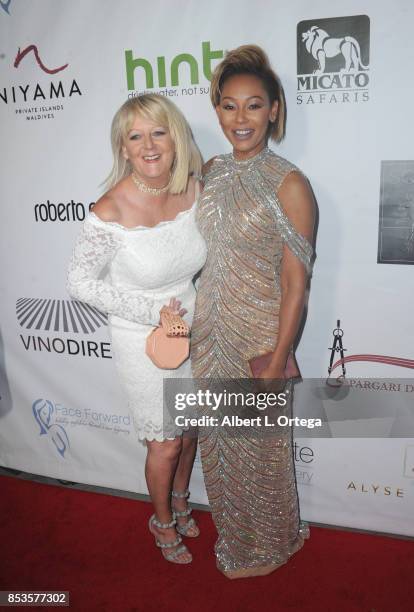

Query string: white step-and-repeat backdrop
[1,0,413,537]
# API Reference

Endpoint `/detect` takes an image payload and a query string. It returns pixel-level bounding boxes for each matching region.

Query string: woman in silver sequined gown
[191,46,315,578]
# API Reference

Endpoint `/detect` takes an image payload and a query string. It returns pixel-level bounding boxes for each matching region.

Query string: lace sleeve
[66,215,160,326]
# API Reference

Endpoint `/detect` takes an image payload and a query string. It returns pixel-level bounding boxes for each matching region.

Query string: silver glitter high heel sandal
[148,514,192,564]
[171,489,200,538]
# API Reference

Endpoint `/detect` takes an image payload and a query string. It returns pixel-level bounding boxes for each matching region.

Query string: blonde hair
[103,94,202,193]
[210,44,286,142]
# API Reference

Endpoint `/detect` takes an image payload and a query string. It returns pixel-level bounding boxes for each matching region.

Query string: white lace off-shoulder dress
[67,199,207,442]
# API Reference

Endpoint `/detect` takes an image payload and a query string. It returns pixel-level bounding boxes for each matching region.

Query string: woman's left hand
[255,364,286,393]
[259,365,286,380]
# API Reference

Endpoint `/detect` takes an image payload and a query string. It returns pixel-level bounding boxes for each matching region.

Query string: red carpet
[1,474,413,612]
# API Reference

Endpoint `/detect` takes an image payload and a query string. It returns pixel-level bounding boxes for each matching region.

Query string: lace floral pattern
[67,207,207,442]
[67,216,159,325]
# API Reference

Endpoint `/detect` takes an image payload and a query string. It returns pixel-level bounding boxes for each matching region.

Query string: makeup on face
[123,117,175,185]
[216,73,277,160]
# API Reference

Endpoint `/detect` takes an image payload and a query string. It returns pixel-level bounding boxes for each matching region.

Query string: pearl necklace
[131,171,171,195]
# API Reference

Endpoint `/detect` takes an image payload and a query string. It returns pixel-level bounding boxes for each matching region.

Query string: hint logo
[297,15,370,105]
[125,41,223,91]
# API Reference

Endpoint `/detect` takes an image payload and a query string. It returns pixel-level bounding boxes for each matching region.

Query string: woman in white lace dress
[67,95,206,564]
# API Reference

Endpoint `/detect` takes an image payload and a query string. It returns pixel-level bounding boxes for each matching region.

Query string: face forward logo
[297,15,370,105]
[0,0,11,15]
[32,399,70,458]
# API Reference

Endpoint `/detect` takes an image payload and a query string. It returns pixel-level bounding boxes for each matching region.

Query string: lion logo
[302,26,368,74]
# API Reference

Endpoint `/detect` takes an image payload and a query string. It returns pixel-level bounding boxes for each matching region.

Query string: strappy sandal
[148,514,192,564]
[171,489,200,538]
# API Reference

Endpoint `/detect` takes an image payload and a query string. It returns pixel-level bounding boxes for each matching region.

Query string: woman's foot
[221,562,284,579]
[148,515,192,564]
[171,490,200,538]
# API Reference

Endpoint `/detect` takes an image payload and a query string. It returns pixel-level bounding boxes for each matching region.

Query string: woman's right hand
[160,297,187,320]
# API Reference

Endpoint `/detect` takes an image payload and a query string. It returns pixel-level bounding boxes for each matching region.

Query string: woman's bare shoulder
[277,170,315,240]
[91,183,125,222]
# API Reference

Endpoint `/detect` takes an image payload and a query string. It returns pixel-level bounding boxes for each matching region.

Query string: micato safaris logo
[125,41,223,99]
[297,15,370,105]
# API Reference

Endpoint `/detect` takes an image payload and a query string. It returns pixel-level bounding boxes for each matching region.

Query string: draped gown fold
[191,147,313,574]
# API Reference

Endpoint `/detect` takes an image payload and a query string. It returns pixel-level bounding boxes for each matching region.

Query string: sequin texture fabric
[191,147,313,573]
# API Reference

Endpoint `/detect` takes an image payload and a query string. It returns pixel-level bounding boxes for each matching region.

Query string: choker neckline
[230,146,270,166]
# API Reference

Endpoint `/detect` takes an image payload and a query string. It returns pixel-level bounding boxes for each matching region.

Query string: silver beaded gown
[191,147,313,573]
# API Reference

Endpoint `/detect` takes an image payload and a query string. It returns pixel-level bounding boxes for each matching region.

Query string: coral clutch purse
[248,351,301,379]
[145,308,190,370]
